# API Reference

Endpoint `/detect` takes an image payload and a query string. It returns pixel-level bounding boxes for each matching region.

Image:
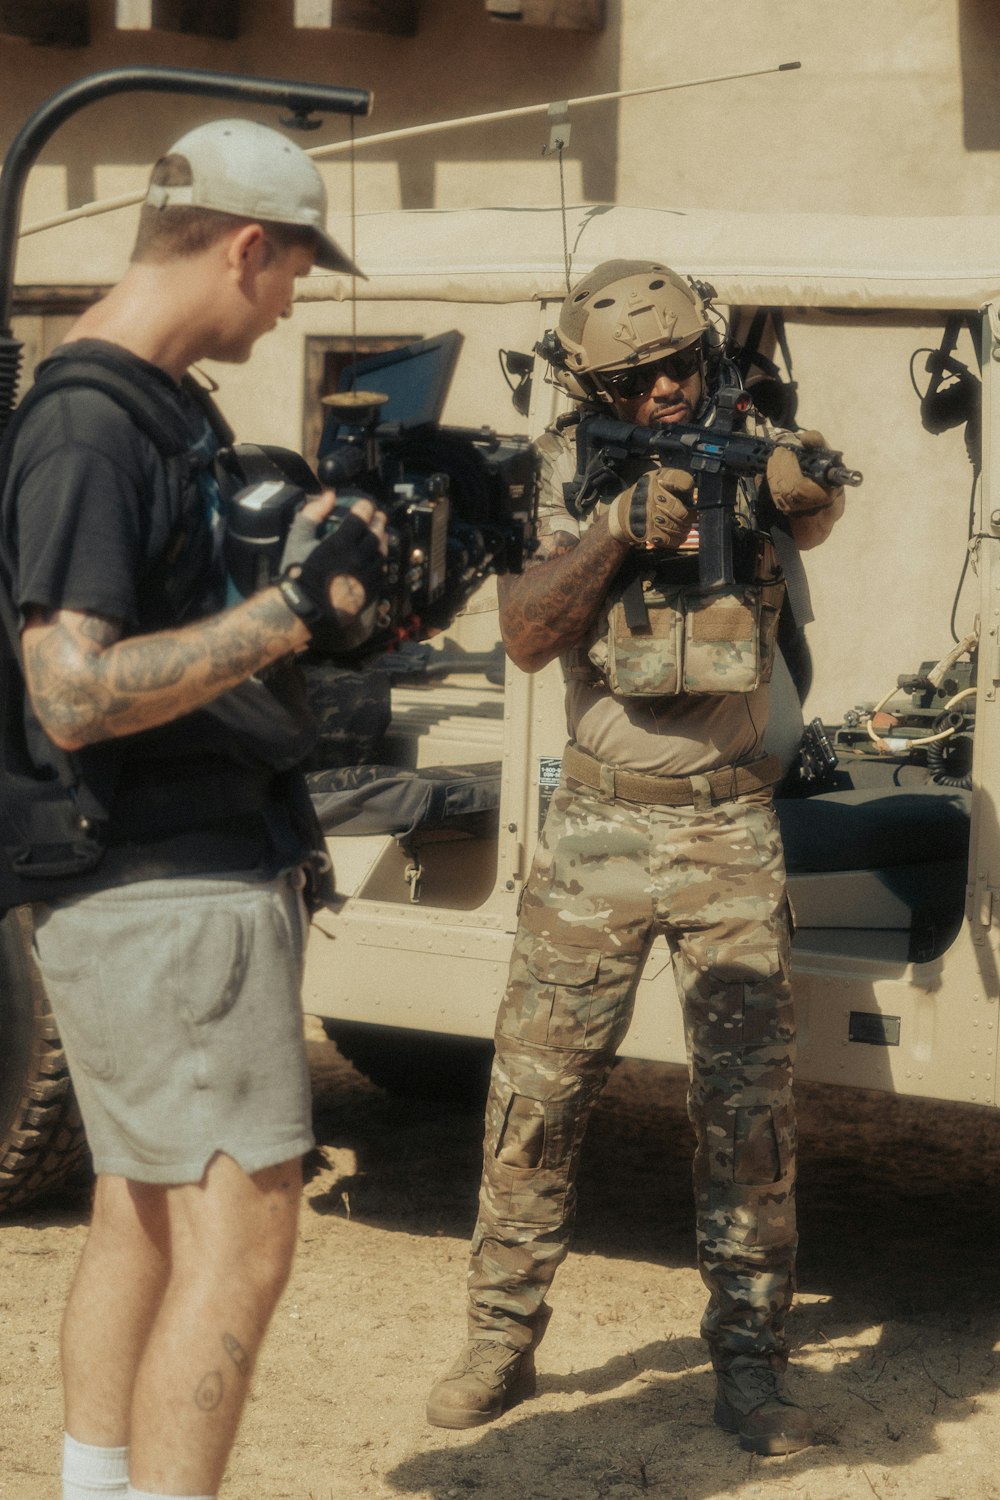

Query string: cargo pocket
[483,1087,573,1230]
[496,1093,546,1168]
[497,936,603,1048]
[701,1100,795,1249]
[733,1103,783,1185]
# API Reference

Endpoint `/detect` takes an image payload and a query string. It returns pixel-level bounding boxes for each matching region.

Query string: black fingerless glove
[278,513,384,628]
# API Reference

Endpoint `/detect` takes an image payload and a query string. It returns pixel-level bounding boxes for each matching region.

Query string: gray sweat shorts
[31,871,315,1184]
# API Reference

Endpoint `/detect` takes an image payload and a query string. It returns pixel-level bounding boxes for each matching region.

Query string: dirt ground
[4,1024,1000,1500]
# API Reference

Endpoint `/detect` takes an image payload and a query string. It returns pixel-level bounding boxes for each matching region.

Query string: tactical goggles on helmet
[599,343,703,401]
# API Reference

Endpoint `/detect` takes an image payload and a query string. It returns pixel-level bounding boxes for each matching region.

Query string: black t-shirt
[13,348,212,631]
[1,340,313,886]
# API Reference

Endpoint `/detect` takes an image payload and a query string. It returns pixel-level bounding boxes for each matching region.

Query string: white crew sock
[62,1433,129,1497]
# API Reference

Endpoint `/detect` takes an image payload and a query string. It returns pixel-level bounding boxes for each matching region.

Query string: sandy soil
[3,1025,1000,1500]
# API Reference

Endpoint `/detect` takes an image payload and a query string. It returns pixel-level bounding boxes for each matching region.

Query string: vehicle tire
[0,906,90,1214]
[323,1019,493,1110]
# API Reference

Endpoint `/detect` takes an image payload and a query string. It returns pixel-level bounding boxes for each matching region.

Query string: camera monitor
[318,330,464,455]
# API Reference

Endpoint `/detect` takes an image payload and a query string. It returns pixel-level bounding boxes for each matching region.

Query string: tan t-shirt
[535,418,773,776]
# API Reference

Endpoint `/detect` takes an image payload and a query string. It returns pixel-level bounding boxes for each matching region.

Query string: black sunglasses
[602,344,703,400]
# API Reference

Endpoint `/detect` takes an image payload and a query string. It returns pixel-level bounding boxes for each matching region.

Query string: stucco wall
[8,2,998,283]
[618,0,1000,216]
[0,0,993,721]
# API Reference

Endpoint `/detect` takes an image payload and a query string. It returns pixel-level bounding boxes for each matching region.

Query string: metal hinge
[968,871,999,936]
[404,855,422,904]
[988,301,1000,359]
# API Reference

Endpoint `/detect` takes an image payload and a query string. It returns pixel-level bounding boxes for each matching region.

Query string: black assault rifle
[567,388,862,590]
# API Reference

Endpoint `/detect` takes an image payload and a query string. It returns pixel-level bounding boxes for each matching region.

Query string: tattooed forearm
[498,523,628,672]
[77,614,119,647]
[22,587,308,751]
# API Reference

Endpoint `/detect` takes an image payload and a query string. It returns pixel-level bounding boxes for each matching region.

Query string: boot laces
[457,1341,520,1380]
[724,1361,787,1410]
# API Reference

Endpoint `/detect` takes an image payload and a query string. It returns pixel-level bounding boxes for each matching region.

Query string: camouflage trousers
[467,772,797,1368]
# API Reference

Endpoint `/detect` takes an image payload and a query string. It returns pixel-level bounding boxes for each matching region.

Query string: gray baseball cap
[146,117,364,278]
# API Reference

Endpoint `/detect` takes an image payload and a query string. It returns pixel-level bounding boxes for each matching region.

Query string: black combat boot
[713,1353,816,1455]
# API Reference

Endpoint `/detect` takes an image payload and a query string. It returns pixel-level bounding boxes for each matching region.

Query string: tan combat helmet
[552,259,712,402]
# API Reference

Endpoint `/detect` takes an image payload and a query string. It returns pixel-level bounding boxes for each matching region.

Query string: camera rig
[223,333,537,657]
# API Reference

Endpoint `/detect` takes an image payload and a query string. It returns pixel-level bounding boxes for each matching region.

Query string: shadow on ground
[309,1045,1000,1499]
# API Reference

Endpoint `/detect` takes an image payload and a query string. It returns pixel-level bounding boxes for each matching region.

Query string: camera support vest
[0,351,233,912]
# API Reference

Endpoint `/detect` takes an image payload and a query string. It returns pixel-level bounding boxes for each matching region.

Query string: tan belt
[561,742,780,808]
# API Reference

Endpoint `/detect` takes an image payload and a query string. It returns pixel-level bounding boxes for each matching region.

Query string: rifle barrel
[826,465,863,488]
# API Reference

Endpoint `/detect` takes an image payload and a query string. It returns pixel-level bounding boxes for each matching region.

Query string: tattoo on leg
[194,1370,224,1411]
[223,1332,250,1376]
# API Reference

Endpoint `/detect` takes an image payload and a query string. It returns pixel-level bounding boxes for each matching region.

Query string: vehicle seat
[777,782,970,871]
[776,783,971,963]
[307,761,502,843]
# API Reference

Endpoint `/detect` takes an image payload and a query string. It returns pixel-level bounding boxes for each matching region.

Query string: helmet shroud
[555,260,710,394]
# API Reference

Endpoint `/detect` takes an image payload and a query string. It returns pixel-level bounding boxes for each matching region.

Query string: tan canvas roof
[302,204,1000,311]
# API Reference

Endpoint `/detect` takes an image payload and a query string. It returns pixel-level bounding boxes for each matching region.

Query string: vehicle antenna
[348,110,360,385]
[18,63,803,241]
[542,101,573,294]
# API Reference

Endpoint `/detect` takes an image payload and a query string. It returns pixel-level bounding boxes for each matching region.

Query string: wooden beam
[485,0,605,28]
[115,0,240,38]
[0,0,88,46]
[13,286,108,315]
[294,0,418,36]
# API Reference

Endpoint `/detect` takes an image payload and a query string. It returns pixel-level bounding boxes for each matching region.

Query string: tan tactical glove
[607,467,696,548]
[766,429,838,514]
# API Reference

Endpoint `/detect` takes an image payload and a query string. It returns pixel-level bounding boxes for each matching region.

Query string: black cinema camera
[222,332,537,656]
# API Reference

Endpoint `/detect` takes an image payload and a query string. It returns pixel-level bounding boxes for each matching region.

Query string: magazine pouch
[596,543,785,697]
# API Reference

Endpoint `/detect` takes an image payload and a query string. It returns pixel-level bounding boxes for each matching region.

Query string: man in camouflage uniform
[426,261,844,1454]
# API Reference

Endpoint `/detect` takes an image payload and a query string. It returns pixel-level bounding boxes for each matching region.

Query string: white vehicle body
[298,203,1000,1109]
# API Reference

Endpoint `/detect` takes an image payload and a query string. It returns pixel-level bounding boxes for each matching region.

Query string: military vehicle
[294,204,996,1122]
[2,85,998,1209]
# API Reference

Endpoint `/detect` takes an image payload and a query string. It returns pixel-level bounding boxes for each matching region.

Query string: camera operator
[0,121,385,1500]
[427,260,843,1454]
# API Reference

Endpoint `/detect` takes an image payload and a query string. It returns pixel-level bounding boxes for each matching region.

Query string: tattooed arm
[22,490,385,752]
[496,514,628,674]
[21,586,314,752]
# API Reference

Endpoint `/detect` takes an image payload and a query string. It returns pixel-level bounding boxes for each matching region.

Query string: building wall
[9,2,998,285]
[4,0,621,435]
[617,0,1000,216]
[0,0,993,719]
